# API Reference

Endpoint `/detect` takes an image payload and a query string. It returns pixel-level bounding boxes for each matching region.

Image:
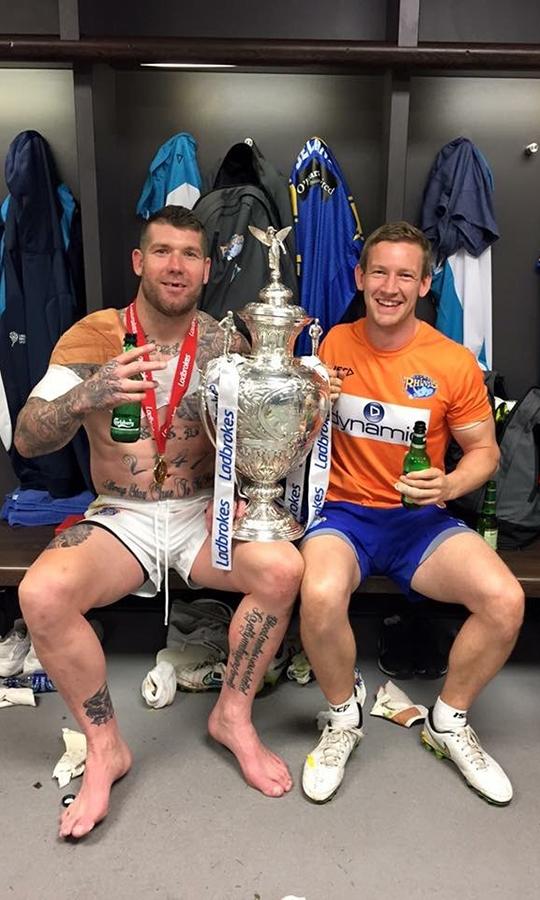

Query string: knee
[300,575,350,638]
[18,569,75,635]
[255,547,304,610]
[481,579,525,643]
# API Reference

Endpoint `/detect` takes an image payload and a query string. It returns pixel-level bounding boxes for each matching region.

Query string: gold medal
[153,456,168,485]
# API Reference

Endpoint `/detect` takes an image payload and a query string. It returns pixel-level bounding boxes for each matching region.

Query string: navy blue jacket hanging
[420,136,499,262]
[0,130,89,496]
[289,136,363,356]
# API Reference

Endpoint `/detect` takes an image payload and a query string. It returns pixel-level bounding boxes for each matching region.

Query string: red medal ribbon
[125,302,198,473]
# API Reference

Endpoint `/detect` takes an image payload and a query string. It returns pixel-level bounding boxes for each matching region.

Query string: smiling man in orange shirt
[299,221,523,807]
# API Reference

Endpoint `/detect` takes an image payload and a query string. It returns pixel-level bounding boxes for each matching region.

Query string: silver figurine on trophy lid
[199,224,330,542]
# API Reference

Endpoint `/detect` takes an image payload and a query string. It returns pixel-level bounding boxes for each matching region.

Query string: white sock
[432,696,468,731]
[328,692,361,729]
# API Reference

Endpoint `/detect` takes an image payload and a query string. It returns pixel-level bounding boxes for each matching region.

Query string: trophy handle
[309,318,323,355]
[219,310,237,357]
[198,312,239,446]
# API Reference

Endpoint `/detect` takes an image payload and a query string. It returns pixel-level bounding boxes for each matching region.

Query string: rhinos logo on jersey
[403,374,437,399]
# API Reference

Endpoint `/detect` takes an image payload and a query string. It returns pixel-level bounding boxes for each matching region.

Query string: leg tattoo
[226,608,278,695]
[46,522,95,549]
[83,682,114,726]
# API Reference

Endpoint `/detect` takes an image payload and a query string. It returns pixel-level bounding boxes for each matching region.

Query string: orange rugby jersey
[320,319,491,507]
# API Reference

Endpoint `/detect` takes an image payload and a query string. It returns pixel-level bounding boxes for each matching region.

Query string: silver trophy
[199,225,330,541]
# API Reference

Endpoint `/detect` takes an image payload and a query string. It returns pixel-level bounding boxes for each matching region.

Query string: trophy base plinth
[233,502,305,543]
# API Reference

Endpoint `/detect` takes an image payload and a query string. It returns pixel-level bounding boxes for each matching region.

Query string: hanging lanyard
[126,301,198,485]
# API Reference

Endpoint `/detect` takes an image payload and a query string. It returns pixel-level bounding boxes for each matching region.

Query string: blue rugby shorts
[302,500,471,599]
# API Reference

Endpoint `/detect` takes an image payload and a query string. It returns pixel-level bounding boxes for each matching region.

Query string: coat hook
[524,142,538,156]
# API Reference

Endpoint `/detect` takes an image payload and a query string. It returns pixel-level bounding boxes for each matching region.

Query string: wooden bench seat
[0,519,539,597]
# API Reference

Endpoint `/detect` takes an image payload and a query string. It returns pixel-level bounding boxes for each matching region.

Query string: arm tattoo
[83,682,114,726]
[45,522,94,549]
[15,358,124,457]
[80,359,122,407]
[225,608,278,695]
[16,395,87,457]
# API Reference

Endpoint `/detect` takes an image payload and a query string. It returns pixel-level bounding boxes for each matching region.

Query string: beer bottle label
[482,528,498,551]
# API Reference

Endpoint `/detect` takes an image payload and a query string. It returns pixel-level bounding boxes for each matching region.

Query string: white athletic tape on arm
[29,364,83,401]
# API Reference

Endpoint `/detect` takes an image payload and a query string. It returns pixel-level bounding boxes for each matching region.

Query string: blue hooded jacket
[137,132,202,217]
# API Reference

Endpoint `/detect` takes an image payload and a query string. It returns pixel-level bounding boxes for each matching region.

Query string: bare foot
[208,704,292,797]
[59,738,132,839]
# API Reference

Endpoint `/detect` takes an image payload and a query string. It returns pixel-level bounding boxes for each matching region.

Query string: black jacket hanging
[194,140,297,327]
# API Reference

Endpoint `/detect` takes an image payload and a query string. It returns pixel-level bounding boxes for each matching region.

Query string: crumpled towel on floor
[52,728,87,787]
[0,687,35,708]
[370,680,428,727]
[141,660,177,708]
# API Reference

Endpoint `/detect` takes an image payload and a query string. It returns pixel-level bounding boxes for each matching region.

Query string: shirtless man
[14,205,304,839]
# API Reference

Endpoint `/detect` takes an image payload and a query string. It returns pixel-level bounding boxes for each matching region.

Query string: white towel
[0,687,35,708]
[370,680,428,728]
[52,728,87,787]
[141,660,177,708]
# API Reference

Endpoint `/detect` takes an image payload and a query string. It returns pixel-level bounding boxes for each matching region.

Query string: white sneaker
[176,658,227,692]
[302,722,363,803]
[421,711,513,806]
[22,642,43,674]
[0,618,31,677]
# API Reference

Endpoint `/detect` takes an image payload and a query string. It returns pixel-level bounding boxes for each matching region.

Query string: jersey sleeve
[50,310,123,367]
[446,349,492,429]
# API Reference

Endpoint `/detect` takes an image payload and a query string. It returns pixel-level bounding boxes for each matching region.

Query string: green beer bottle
[110,333,142,443]
[402,421,430,509]
[477,480,498,550]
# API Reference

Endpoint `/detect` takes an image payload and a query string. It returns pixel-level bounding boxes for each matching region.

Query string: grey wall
[419,0,540,43]
[79,0,387,40]
[0,0,59,34]
[0,69,78,197]
[406,76,540,399]
[113,70,385,302]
